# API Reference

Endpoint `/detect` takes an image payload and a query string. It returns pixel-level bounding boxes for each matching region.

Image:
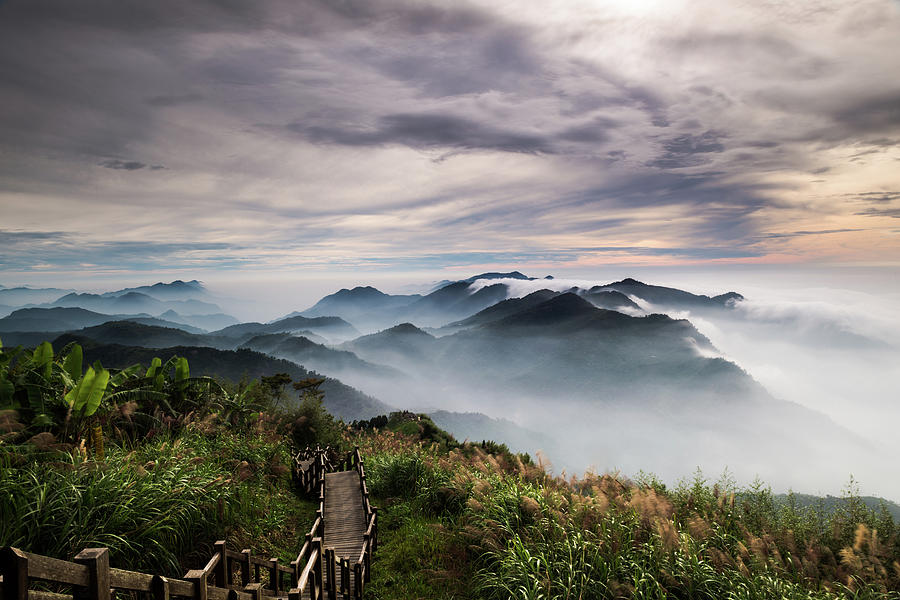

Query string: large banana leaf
[33,341,54,380]
[145,357,162,378]
[62,344,83,383]
[109,364,143,387]
[65,366,111,417]
[174,357,189,382]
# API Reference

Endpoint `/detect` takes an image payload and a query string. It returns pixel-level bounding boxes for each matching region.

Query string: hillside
[0,306,204,333]
[212,315,359,341]
[50,334,393,420]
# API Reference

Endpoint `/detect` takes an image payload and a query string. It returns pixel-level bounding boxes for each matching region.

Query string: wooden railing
[2,447,378,600]
[1,540,301,600]
[288,447,378,600]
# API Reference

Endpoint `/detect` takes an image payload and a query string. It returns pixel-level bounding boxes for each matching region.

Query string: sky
[1,0,900,284]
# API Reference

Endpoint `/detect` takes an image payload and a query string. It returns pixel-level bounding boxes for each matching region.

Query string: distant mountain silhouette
[581,290,641,311]
[462,271,534,283]
[61,321,231,349]
[0,286,73,307]
[212,315,359,341]
[341,323,437,365]
[293,286,422,330]
[240,333,399,380]
[50,291,222,316]
[99,279,207,301]
[0,307,204,335]
[590,278,743,309]
[403,282,510,326]
[296,272,747,332]
[442,289,562,330]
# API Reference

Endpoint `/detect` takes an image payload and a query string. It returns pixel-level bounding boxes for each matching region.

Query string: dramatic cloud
[99,160,148,171]
[0,0,898,279]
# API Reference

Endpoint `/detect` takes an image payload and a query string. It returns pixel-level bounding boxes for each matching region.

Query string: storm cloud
[0,0,898,278]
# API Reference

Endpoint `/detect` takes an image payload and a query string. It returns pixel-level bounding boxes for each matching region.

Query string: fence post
[325,548,336,600]
[288,588,301,600]
[289,558,299,590]
[240,550,251,586]
[184,570,207,600]
[244,583,262,600]
[268,558,279,594]
[74,548,111,600]
[353,562,362,600]
[150,575,170,600]
[311,539,323,599]
[340,558,349,598]
[214,541,228,587]
[0,547,29,600]
[372,508,379,553]
[362,535,371,584]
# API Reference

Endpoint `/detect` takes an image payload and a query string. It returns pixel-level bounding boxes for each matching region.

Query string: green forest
[2,338,899,599]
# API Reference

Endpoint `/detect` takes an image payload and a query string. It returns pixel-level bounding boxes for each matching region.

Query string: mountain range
[0,272,880,491]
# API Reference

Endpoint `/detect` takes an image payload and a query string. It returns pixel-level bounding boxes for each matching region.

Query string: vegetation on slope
[351,428,900,599]
[2,336,899,599]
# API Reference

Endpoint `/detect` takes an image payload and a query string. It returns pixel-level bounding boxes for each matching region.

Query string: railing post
[353,562,362,600]
[288,588,301,600]
[311,538,323,598]
[150,575,170,600]
[244,583,262,600]
[214,541,228,587]
[290,558,299,590]
[340,558,349,598]
[325,548,336,600]
[268,558,279,594]
[74,548,111,600]
[240,549,251,586]
[184,570,208,600]
[363,536,371,584]
[0,547,29,600]
[372,508,379,553]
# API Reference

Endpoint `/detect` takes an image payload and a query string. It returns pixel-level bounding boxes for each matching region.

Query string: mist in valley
[4,267,898,501]
[195,268,900,501]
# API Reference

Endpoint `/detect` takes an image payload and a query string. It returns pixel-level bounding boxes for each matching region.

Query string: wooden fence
[288,447,377,600]
[1,539,300,600]
[1,447,376,600]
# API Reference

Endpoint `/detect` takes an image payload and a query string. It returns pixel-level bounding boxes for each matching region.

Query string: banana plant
[0,339,81,430]
[65,365,111,418]
[0,337,20,408]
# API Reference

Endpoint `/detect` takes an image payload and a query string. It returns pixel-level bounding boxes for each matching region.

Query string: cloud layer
[0,0,899,278]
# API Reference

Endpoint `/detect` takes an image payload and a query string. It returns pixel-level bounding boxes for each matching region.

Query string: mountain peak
[495,292,598,328]
[384,322,431,336]
[463,271,532,283]
[336,286,387,298]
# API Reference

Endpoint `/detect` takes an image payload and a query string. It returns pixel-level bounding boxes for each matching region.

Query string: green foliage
[65,366,111,417]
[285,378,343,448]
[367,516,467,600]
[367,452,467,517]
[353,411,459,449]
[0,428,304,574]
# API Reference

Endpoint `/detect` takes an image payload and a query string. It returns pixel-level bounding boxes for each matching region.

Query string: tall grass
[355,429,900,600]
[0,428,307,575]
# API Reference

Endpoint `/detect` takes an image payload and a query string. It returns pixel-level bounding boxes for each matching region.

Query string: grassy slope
[0,426,316,576]
[354,425,900,600]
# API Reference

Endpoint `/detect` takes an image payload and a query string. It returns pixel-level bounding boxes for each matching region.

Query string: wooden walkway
[0,447,376,600]
[323,471,367,597]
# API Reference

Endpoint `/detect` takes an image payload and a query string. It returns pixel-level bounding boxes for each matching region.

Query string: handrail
[1,447,380,600]
[286,445,379,599]
[0,539,297,600]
